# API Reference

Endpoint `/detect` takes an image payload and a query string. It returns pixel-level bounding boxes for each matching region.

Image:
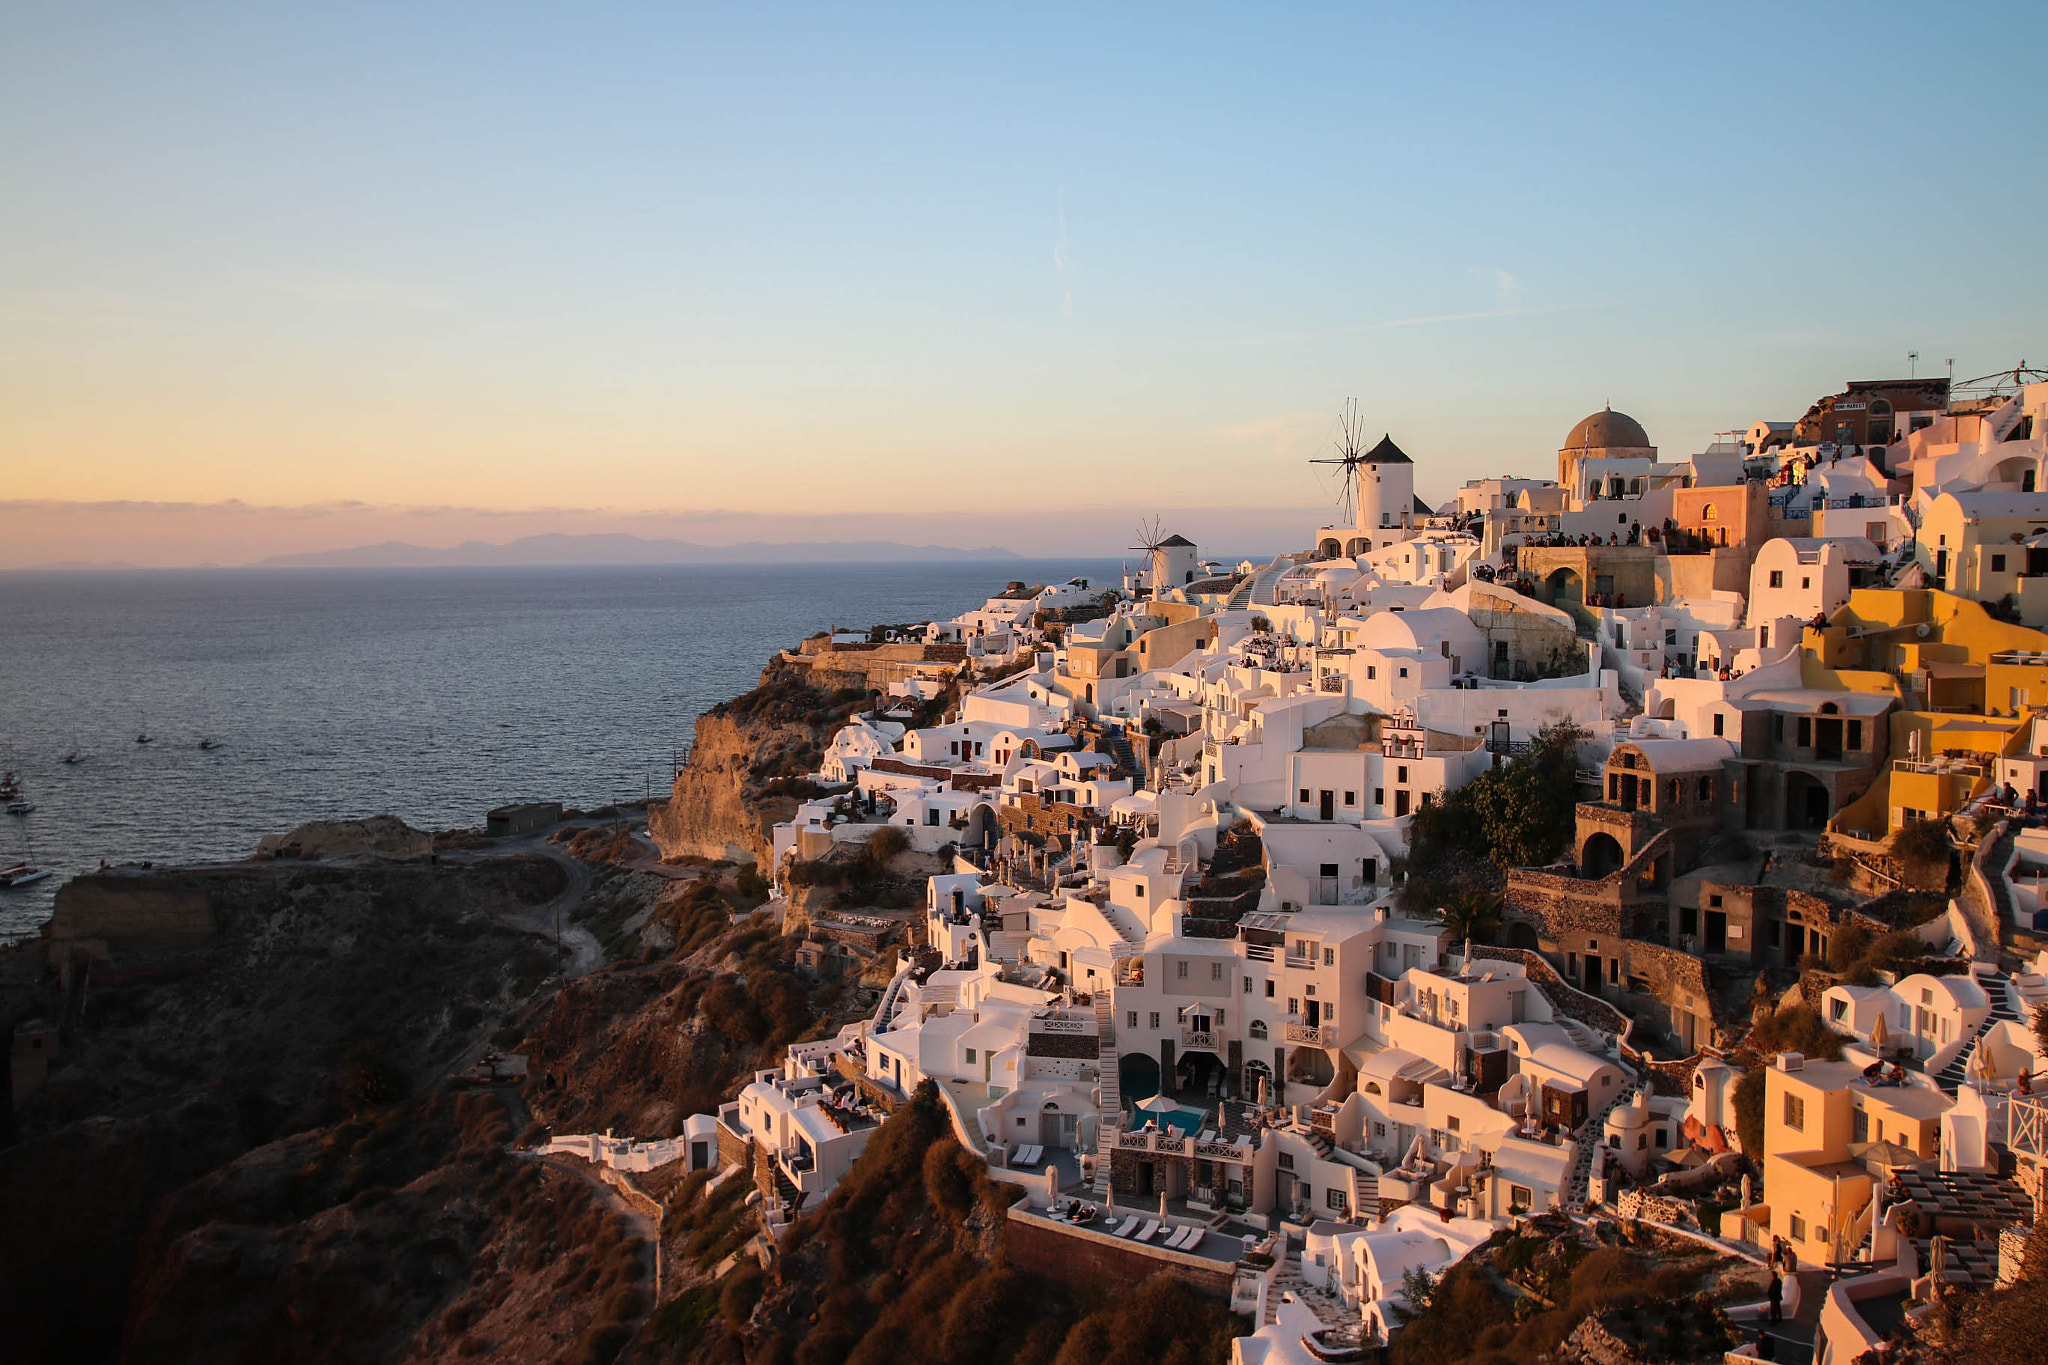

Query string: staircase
[1228,556,1298,611]
[1564,1079,1641,1213]
[871,965,912,1034]
[1090,995,1122,1202]
[1100,729,1141,781]
[1934,970,2025,1095]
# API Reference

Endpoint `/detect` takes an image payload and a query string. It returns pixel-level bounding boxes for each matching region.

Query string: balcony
[1180,1028,1220,1053]
[1284,1022,1337,1046]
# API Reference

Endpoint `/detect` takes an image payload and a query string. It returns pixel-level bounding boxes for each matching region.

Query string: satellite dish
[1915,623,1932,637]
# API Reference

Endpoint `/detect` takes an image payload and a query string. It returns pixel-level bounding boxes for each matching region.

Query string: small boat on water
[1,861,51,888]
[198,737,220,751]
[136,731,152,745]
[0,772,20,799]
[6,801,35,816]
[62,751,84,765]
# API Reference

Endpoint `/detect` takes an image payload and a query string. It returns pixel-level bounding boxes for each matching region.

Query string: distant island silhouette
[251,533,1020,567]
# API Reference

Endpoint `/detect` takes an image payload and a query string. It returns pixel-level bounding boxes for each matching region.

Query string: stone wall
[1002,1209,1235,1299]
[1616,1188,1697,1226]
[998,792,1099,841]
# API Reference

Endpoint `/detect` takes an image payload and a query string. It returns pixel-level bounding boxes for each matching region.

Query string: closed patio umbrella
[1869,1013,1890,1052]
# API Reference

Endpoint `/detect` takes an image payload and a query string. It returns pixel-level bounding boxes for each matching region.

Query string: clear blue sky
[5,2,2045,558]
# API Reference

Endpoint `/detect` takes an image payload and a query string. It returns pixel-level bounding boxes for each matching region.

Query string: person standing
[1767,1269,1783,1323]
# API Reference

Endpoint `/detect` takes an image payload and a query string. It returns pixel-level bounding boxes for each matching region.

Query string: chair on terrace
[1136,1220,1160,1241]
[1110,1216,1140,1238]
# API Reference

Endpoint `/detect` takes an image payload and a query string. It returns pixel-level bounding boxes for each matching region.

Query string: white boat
[1,862,51,888]
[6,801,34,816]
[0,772,19,799]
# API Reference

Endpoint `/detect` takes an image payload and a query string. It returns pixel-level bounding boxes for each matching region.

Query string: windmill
[1130,516,1169,592]
[1310,399,1374,525]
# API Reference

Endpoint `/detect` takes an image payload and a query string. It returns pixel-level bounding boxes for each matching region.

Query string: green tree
[1732,1068,1764,1160]
[1407,721,1587,871]
[1432,887,1504,946]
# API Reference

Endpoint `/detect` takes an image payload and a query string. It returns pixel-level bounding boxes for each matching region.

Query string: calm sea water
[0,560,1120,941]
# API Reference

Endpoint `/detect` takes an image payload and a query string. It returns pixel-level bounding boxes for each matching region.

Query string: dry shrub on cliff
[1390,1247,1697,1365]
[867,824,911,864]
[1748,1004,1849,1062]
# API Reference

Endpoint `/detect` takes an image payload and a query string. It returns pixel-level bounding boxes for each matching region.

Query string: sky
[4,2,2046,565]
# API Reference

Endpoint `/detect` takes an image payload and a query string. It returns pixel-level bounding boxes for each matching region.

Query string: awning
[1923,661,1985,680]
[1356,1049,1447,1086]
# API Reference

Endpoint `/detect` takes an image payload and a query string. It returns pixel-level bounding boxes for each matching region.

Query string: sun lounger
[1016,1144,1041,1167]
[1111,1216,1140,1238]
[1136,1219,1160,1242]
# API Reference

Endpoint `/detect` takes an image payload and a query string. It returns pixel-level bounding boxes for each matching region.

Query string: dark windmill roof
[1361,434,1412,464]
[1413,495,1433,515]
[1158,534,1196,547]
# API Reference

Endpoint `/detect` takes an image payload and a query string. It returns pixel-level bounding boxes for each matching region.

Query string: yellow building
[1805,588,2048,834]
[1760,1057,1875,1268]
[1914,491,2048,625]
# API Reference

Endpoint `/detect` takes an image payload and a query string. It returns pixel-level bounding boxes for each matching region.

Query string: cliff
[255,814,434,861]
[0,854,569,1362]
[647,663,863,865]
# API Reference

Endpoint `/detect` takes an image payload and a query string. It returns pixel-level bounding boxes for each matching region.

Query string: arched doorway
[1345,537,1369,557]
[1119,1052,1162,1109]
[1174,1049,1223,1101]
[1318,538,1342,559]
[962,803,997,851]
[1582,832,1624,879]
[1508,921,1540,951]
[1785,771,1831,831]
[1285,1046,1334,1089]
[1241,1058,1274,1105]
[1546,567,1584,607]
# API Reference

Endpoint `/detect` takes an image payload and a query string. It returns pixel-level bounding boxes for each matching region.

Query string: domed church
[1558,405,1658,508]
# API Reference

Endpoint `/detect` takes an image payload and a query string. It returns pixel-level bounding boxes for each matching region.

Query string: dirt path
[444,836,603,977]
[531,1150,664,1349]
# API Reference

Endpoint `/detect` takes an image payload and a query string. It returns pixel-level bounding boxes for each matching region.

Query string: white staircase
[1565,1079,1641,1212]
[872,964,911,1033]
[1090,995,1122,1201]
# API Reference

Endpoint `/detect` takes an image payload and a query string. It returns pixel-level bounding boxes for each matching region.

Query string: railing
[1892,759,1988,778]
[1180,1029,1219,1052]
[1243,943,1275,962]
[1194,1138,1253,1161]
[1283,952,1317,970]
[1284,1022,1336,1046]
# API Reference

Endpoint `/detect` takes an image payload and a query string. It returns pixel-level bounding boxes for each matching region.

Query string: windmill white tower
[1129,517,1198,596]
[1311,400,1417,550]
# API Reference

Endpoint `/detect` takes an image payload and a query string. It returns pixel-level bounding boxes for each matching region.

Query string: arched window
[1667,779,1682,804]
[1697,776,1715,801]
[1249,1020,1269,1040]
[1702,503,1718,520]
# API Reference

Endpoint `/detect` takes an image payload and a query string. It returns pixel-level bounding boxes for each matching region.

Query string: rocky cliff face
[255,813,435,861]
[647,664,861,865]
[0,855,567,1363]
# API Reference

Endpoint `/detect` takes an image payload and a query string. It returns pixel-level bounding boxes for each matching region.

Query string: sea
[0,559,1124,942]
